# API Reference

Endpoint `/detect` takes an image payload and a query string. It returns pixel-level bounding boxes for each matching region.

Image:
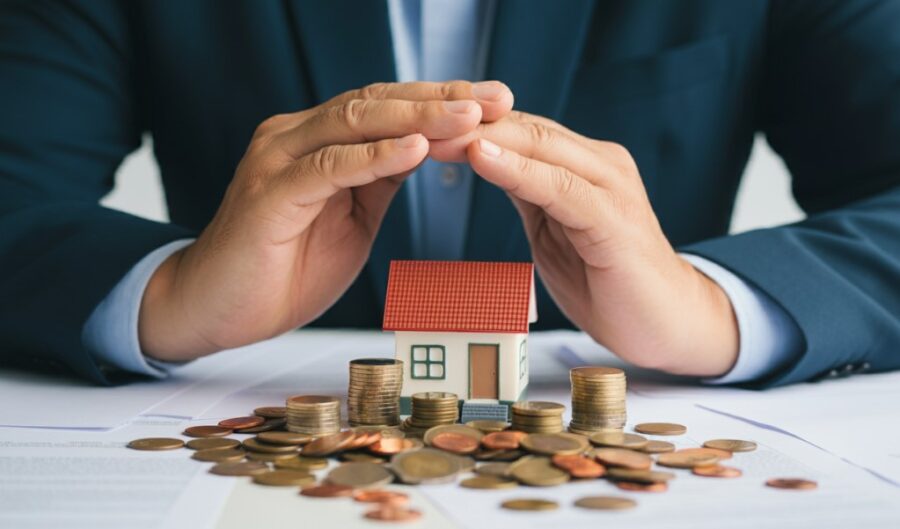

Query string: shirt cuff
[679,253,803,384]
[82,239,195,378]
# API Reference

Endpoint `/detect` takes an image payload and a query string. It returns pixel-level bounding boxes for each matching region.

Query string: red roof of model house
[382,260,536,334]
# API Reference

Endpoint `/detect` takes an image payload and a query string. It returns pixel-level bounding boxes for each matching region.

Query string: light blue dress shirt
[83,0,801,384]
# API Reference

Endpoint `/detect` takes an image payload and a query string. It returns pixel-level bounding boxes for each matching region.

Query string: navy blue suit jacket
[1,0,899,386]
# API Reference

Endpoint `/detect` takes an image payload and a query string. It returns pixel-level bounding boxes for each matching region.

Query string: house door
[469,344,499,399]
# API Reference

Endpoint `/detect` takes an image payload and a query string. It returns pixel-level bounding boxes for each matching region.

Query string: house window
[411,345,446,380]
[519,340,527,379]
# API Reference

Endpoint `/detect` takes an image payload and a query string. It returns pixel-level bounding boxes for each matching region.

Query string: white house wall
[395,331,527,402]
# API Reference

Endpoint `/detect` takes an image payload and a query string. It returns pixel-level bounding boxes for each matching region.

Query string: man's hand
[139,81,514,362]
[430,112,739,377]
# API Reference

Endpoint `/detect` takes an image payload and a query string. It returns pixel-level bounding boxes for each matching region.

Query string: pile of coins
[347,358,404,427]
[569,367,627,434]
[286,395,341,436]
[402,392,459,436]
[510,401,565,433]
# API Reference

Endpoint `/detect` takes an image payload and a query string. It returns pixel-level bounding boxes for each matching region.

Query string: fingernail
[479,139,502,158]
[396,133,423,148]
[472,81,505,102]
[444,100,476,114]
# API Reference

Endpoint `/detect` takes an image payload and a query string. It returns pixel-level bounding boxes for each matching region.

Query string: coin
[765,478,818,490]
[551,454,606,478]
[482,431,527,450]
[236,418,286,433]
[127,438,185,451]
[186,438,241,451]
[300,484,355,498]
[509,457,570,486]
[353,490,409,506]
[246,451,299,462]
[606,467,676,483]
[431,432,480,454]
[183,425,233,438]
[465,420,509,433]
[703,439,757,453]
[475,462,511,477]
[369,438,421,456]
[520,433,589,456]
[640,440,676,453]
[693,465,742,478]
[254,406,288,418]
[511,401,566,416]
[192,448,245,463]
[460,475,518,489]
[364,506,422,522]
[591,448,652,470]
[242,437,299,454]
[274,456,329,471]
[683,447,732,460]
[589,432,648,450]
[501,499,559,511]
[391,448,460,484]
[615,481,668,493]
[574,496,637,510]
[302,430,356,457]
[252,470,316,487]
[209,461,270,476]
[423,425,482,447]
[656,450,719,469]
[633,422,686,436]
[327,462,394,489]
[257,431,312,446]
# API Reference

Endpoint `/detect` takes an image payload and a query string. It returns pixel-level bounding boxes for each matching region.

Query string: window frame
[410,344,447,380]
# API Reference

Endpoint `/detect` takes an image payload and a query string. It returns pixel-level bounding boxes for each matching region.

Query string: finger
[272,98,482,159]
[324,80,514,122]
[278,133,428,207]
[467,138,606,231]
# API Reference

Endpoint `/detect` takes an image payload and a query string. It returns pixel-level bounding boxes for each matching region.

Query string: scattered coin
[342,452,386,464]
[686,447,732,460]
[431,432,480,454]
[693,465,742,478]
[208,461,270,476]
[765,478,818,490]
[482,430,527,450]
[236,418,286,433]
[353,490,410,506]
[475,462,511,478]
[369,437,421,456]
[460,475,519,489]
[327,462,394,489]
[501,498,559,511]
[300,484,355,498]
[589,431,648,450]
[465,420,509,433]
[302,430,356,457]
[634,422,686,436]
[615,481,668,493]
[591,448,652,470]
[423,424,483,447]
[254,406,287,418]
[127,438,185,451]
[257,431,312,446]
[183,425,233,438]
[273,456,329,471]
[191,448,245,463]
[252,470,316,487]
[186,438,241,451]
[606,467,676,483]
[509,456,570,486]
[574,496,637,510]
[364,506,423,522]
[641,440,676,453]
[246,451,299,463]
[704,439,758,453]
[242,437,299,454]
[392,448,461,484]
[657,450,719,469]
[218,416,265,430]
[520,433,589,456]
[551,454,606,478]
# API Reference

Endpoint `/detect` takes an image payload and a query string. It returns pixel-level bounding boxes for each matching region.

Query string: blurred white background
[102,134,805,234]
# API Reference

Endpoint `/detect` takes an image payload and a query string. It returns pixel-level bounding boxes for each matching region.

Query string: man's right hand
[138,81,514,362]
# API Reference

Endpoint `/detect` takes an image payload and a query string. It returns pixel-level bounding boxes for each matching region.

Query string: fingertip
[395,132,426,149]
[474,81,515,122]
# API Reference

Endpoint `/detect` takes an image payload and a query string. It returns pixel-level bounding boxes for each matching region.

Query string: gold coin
[641,440,676,453]
[183,426,233,438]
[606,467,676,483]
[501,499,559,511]
[475,462,511,477]
[242,437,299,454]
[186,438,240,451]
[257,431,312,446]
[520,433,589,456]
[589,432,648,450]
[765,478,818,490]
[657,450,719,469]
[246,451,299,462]
[340,452,386,464]
[703,439,757,453]
[252,470,316,487]
[209,461,270,476]
[286,395,341,407]
[326,462,394,489]
[509,457,570,487]
[460,476,518,489]
[634,422,687,436]
[191,449,245,463]
[573,496,637,510]
[127,438,184,451]
[465,420,510,433]
[254,406,287,418]
[302,430,356,457]
[391,448,460,484]
[274,456,329,471]
[590,448,653,470]
[570,366,625,378]
[511,401,566,417]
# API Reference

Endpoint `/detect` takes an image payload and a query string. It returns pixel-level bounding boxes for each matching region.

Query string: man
[0,0,898,387]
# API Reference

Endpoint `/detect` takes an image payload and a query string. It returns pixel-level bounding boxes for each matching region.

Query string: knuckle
[557,167,579,196]
[438,82,455,100]
[310,145,340,175]
[359,82,389,100]
[337,99,368,130]
[603,141,637,170]
[254,113,288,137]
[363,141,380,162]
[525,122,555,148]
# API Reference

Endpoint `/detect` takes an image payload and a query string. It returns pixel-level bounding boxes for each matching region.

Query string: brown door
[469,344,499,399]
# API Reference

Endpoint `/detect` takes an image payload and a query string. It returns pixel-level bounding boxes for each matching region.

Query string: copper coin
[432,432,480,454]
[347,431,383,450]
[209,461,270,476]
[657,450,719,469]
[218,416,265,430]
[186,438,241,451]
[766,478,818,490]
[616,481,669,493]
[127,438,184,451]
[591,448,652,470]
[693,465,742,478]
[364,506,423,522]
[633,423,686,436]
[192,448,246,463]
[482,431,527,450]
[680,447,732,461]
[300,484,355,498]
[252,470,316,487]
[354,490,410,506]
[236,418,286,433]
[704,439,757,453]
[302,430,356,457]
[254,406,288,419]
[183,425,233,438]
[242,437,299,454]
[641,440,676,454]
[258,431,312,446]
[551,454,606,479]
[369,438,418,456]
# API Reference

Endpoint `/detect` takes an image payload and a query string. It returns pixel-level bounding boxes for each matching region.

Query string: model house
[382,260,537,415]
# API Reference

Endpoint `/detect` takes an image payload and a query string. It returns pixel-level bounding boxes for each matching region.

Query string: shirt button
[440,165,461,188]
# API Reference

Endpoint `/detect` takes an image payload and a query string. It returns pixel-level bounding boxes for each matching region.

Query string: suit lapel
[465,0,597,260]
[287,0,411,302]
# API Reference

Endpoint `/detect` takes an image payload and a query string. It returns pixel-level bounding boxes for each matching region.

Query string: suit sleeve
[0,0,193,383]
[682,0,900,386]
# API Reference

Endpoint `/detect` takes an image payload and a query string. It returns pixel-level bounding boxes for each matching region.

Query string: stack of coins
[569,366,627,434]
[402,392,459,436]
[286,395,341,436]
[347,358,404,427]
[510,401,565,433]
